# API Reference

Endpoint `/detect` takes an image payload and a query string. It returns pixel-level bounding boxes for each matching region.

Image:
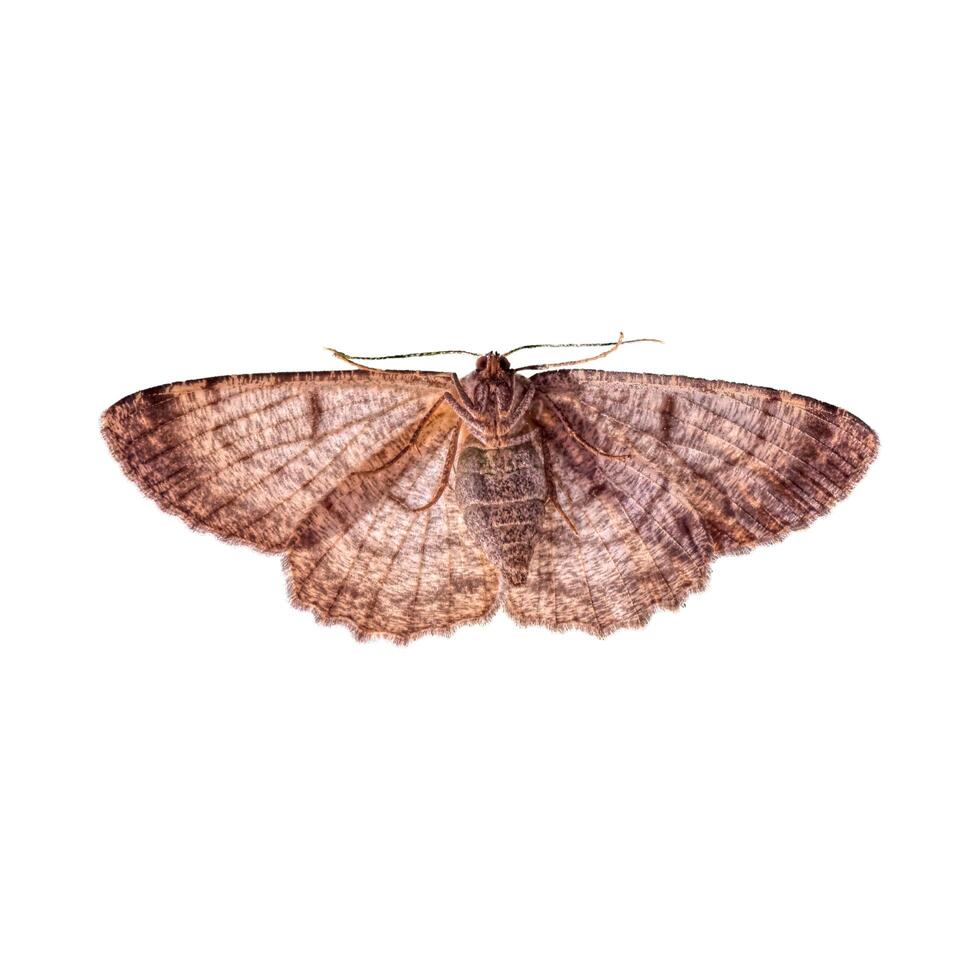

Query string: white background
[2,1,977,977]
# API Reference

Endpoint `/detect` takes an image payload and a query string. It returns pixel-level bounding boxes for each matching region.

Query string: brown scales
[101,346,879,643]
[456,437,548,586]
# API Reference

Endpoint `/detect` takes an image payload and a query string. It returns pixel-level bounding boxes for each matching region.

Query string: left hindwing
[286,411,500,642]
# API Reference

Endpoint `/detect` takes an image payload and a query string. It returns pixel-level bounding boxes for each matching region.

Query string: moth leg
[444,393,493,442]
[529,421,578,534]
[539,393,631,460]
[500,375,523,416]
[499,384,535,433]
[356,399,444,475]
[388,425,461,513]
[449,374,478,411]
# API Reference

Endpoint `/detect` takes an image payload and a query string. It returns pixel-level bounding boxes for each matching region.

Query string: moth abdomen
[455,441,548,586]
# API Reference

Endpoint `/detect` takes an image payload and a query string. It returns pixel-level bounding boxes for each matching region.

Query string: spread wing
[505,417,712,635]
[285,410,501,642]
[532,370,878,554]
[102,370,451,553]
[505,369,877,635]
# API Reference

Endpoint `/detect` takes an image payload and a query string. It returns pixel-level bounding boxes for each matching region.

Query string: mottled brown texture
[456,434,548,586]
[102,355,878,642]
[285,407,499,642]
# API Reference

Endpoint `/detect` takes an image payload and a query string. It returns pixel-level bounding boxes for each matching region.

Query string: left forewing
[102,370,451,553]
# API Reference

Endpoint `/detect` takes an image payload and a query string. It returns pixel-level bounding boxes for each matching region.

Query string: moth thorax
[459,368,528,417]
[454,440,548,586]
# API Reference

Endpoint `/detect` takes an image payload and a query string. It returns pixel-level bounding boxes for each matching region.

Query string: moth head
[462,351,524,415]
[476,352,512,377]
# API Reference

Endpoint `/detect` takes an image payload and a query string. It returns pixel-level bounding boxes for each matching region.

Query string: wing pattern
[504,370,878,634]
[505,431,711,635]
[104,365,877,641]
[103,370,500,640]
[534,370,878,552]
[286,411,501,642]
[102,371,449,552]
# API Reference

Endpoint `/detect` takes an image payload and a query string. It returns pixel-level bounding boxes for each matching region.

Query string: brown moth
[102,337,878,643]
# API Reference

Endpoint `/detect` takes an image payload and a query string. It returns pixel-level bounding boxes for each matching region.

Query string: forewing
[286,414,501,642]
[102,370,451,552]
[532,370,878,554]
[505,430,710,635]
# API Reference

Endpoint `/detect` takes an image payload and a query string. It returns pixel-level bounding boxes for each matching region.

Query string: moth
[102,336,878,642]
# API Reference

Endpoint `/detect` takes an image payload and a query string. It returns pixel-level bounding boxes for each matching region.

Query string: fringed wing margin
[101,370,452,553]
[532,370,878,555]
[285,411,501,643]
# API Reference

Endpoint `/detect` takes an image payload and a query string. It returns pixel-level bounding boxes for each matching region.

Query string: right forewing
[532,370,878,554]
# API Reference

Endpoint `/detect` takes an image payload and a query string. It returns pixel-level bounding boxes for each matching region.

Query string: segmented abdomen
[454,439,547,586]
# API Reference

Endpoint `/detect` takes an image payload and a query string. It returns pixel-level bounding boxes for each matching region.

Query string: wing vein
[603,488,680,606]
[666,390,849,497]
[203,396,429,524]
[580,507,646,622]
[137,392,304,465]
[574,528,603,632]
[560,392,828,511]
[564,397,787,533]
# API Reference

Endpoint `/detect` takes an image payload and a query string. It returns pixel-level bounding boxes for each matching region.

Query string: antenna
[508,334,664,371]
[326,346,480,372]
